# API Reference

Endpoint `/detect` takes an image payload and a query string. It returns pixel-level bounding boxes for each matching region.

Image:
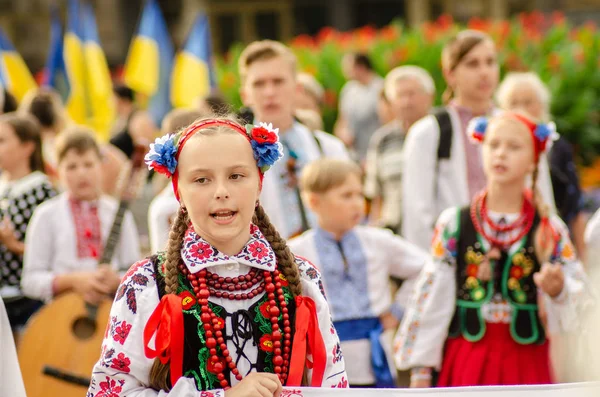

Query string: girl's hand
[224,373,282,397]
[534,263,565,298]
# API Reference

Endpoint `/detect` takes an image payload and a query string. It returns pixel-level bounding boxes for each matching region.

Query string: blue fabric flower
[251,140,283,170]
[534,124,551,141]
[144,134,178,176]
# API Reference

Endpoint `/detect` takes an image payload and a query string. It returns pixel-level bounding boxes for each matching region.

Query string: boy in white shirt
[289,158,428,387]
[22,127,140,304]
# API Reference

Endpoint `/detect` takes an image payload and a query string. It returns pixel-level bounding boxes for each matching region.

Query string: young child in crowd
[87,116,348,396]
[394,112,589,387]
[21,127,140,305]
[0,113,56,333]
[289,158,428,388]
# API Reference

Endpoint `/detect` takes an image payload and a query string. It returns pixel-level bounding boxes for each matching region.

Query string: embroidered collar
[314,226,355,244]
[181,224,277,274]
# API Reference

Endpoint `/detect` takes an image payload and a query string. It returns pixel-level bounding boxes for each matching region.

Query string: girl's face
[482,118,535,187]
[446,40,499,104]
[504,83,545,121]
[58,149,103,201]
[0,123,33,173]
[177,131,261,255]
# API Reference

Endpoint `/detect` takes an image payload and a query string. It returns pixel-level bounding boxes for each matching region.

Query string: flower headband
[467,112,557,162]
[145,119,284,201]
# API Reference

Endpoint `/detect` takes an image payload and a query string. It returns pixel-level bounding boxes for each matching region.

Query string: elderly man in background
[364,65,435,235]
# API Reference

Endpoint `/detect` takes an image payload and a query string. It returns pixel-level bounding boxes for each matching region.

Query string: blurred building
[1,0,600,73]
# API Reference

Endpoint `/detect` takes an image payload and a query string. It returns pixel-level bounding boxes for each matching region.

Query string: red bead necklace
[179,264,292,389]
[470,190,535,249]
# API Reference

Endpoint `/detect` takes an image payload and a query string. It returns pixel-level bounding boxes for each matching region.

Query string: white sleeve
[296,257,349,388]
[87,259,222,397]
[378,229,428,281]
[584,209,600,265]
[543,215,592,334]
[116,210,142,274]
[314,131,350,160]
[0,299,27,397]
[21,205,56,301]
[401,116,439,250]
[148,192,178,253]
[394,208,460,371]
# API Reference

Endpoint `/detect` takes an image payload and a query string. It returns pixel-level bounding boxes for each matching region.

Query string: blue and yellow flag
[81,2,114,142]
[0,27,37,102]
[43,5,70,102]
[63,0,90,125]
[171,12,215,109]
[124,0,174,125]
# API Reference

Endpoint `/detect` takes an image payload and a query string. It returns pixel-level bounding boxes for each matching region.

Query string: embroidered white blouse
[21,193,141,301]
[87,225,348,396]
[394,207,589,371]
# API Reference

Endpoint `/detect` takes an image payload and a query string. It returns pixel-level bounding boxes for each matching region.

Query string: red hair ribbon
[171,119,265,201]
[143,294,185,387]
[506,112,546,163]
[287,296,327,386]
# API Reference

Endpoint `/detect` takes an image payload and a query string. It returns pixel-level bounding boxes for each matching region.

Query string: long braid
[253,204,302,297]
[148,206,189,391]
[531,163,554,263]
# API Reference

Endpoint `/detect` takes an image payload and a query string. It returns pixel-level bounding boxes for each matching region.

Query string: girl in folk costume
[87,116,347,396]
[394,112,589,387]
[0,113,56,332]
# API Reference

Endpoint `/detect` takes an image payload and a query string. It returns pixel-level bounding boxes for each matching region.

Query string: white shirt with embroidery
[21,192,141,301]
[87,225,348,396]
[393,207,589,371]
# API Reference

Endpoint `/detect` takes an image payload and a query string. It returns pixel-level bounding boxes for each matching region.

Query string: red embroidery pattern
[281,390,303,397]
[94,377,124,397]
[113,321,132,345]
[109,352,131,373]
[332,376,348,388]
[69,198,102,259]
[248,240,268,259]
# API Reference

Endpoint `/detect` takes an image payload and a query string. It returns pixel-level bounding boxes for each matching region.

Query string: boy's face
[309,174,365,236]
[58,149,103,201]
[241,56,297,130]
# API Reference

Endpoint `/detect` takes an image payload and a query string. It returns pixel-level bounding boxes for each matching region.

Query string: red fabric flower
[277,272,289,287]
[213,317,225,329]
[466,264,479,277]
[110,352,131,373]
[259,301,272,318]
[96,377,123,397]
[190,242,213,260]
[248,241,268,259]
[251,126,277,144]
[510,266,524,280]
[113,321,132,345]
[179,291,196,310]
[259,334,274,352]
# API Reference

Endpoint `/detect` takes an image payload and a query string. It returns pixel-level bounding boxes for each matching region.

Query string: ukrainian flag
[124,0,174,125]
[0,28,37,103]
[171,12,215,109]
[63,0,90,125]
[43,5,69,103]
[81,2,114,142]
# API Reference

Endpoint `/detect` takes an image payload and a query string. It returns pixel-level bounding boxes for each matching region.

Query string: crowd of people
[0,28,598,396]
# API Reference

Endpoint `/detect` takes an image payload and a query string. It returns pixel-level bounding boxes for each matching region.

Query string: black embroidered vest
[447,207,546,345]
[150,254,297,390]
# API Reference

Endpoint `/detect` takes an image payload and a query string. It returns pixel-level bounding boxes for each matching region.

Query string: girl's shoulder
[118,255,161,298]
[294,254,322,281]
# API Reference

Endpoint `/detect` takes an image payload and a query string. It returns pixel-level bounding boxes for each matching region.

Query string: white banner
[279,382,600,397]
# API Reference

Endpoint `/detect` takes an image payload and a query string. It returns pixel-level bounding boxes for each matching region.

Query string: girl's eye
[230,174,244,180]
[195,177,208,184]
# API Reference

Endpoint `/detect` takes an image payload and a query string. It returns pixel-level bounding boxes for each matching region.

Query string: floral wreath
[467,112,557,161]
[145,121,283,178]
[144,120,283,201]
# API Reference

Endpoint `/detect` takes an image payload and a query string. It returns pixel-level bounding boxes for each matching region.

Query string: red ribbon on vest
[143,294,185,387]
[287,296,327,386]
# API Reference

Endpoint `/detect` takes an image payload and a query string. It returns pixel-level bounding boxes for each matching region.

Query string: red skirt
[438,323,554,386]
